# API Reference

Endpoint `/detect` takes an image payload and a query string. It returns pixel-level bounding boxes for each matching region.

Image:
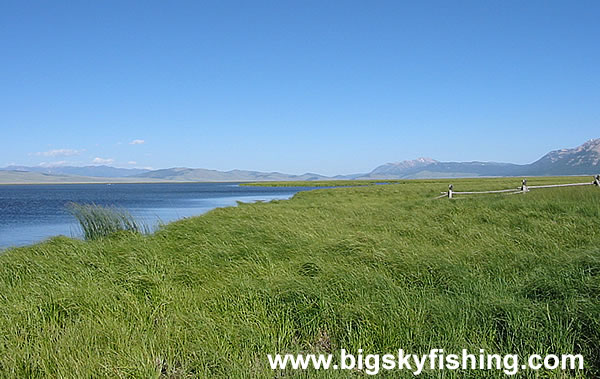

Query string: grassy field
[241,179,407,187]
[0,177,599,377]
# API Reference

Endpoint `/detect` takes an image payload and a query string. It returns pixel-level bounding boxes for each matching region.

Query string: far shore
[1,175,594,186]
[0,178,259,185]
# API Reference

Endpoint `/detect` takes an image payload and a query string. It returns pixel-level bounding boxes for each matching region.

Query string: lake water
[0,182,315,249]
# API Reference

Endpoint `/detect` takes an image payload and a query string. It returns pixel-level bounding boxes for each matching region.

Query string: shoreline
[0,179,254,186]
[0,183,311,250]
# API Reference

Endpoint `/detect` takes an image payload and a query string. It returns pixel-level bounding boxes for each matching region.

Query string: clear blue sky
[1,1,599,175]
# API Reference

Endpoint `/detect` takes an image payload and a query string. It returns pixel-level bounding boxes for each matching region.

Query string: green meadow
[0,177,599,377]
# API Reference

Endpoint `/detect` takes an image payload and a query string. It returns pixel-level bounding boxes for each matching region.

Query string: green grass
[241,175,597,188]
[240,179,406,187]
[0,177,599,377]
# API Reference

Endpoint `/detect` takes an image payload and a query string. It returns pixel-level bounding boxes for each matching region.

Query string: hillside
[3,165,150,178]
[0,170,110,184]
[0,170,167,184]
[524,138,600,176]
[362,161,525,179]
[0,178,598,376]
[131,167,329,181]
[362,138,600,179]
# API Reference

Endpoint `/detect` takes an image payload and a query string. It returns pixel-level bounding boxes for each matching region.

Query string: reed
[67,202,147,240]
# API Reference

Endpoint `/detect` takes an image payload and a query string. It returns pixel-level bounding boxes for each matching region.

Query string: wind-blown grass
[67,202,148,240]
[0,177,598,377]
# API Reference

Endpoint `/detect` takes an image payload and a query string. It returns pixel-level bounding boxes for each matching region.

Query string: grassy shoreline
[0,177,599,377]
[241,175,598,188]
[240,179,407,187]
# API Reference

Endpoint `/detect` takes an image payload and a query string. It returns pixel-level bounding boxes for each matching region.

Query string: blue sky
[1,1,599,175]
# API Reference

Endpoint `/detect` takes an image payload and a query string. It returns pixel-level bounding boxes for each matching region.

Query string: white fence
[435,175,600,199]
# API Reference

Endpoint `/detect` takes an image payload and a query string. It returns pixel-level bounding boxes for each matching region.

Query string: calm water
[0,182,314,249]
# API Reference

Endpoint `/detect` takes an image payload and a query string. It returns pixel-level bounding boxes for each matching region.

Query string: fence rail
[437,175,600,199]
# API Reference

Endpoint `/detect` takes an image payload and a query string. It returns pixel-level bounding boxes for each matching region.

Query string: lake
[0,182,315,249]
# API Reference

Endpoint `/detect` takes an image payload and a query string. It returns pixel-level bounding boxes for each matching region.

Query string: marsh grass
[0,177,598,377]
[67,202,148,240]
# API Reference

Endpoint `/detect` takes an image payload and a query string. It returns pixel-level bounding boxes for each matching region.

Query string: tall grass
[0,178,598,377]
[67,202,147,240]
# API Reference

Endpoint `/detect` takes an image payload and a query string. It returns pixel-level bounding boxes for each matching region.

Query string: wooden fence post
[594,175,600,187]
[521,179,528,193]
[448,184,453,199]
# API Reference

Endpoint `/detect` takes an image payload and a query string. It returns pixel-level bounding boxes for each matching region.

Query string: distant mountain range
[360,138,600,179]
[131,167,331,181]
[2,138,599,183]
[2,165,150,178]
